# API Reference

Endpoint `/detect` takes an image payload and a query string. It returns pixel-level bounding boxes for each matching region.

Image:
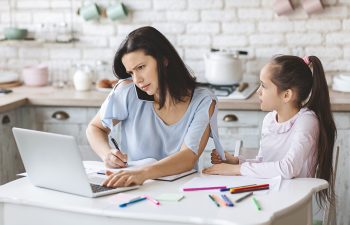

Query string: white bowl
[0,71,19,83]
[332,75,350,92]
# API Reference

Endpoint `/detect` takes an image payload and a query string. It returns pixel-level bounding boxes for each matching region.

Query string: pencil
[208,195,220,207]
[235,192,253,203]
[252,197,262,211]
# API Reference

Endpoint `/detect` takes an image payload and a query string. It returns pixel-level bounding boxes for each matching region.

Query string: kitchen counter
[1,85,350,113]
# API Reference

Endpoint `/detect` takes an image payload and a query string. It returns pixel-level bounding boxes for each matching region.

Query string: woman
[86,26,224,187]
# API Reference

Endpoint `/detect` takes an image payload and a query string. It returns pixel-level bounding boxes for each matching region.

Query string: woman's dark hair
[270,55,337,208]
[113,26,196,109]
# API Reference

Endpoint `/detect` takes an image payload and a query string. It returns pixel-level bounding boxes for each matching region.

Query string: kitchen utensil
[273,0,293,16]
[332,74,350,92]
[22,64,49,86]
[4,27,28,40]
[204,49,247,85]
[107,3,128,21]
[73,64,92,91]
[0,81,22,88]
[0,71,18,83]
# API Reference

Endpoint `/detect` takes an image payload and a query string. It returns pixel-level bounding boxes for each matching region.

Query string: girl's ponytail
[306,56,337,208]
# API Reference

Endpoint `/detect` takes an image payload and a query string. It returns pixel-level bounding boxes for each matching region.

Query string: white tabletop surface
[0,174,328,225]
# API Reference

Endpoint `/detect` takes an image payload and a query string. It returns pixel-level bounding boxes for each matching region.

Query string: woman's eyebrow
[126,62,144,73]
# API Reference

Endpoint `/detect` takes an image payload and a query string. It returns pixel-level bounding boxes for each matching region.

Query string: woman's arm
[103,101,216,187]
[86,80,132,168]
[86,113,128,168]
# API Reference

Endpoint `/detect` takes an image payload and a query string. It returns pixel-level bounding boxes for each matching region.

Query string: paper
[155,169,197,182]
[83,158,157,174]
[156,193,185,202]
[180,175,282,194]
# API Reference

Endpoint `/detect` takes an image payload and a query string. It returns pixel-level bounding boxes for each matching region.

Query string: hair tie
[303,56,310,65]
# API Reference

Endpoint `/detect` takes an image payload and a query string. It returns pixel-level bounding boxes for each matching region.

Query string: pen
[97,170,106,175]
[220,184,257,192]
[144,195,160,206]
[110,137,127,165]
[235,192,253,203]
[221,194,234,207]
[252,197,262,211]
[208,195,220,207]
[119,196,147,208]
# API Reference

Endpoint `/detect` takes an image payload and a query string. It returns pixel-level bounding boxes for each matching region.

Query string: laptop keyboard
[90,183,115,193]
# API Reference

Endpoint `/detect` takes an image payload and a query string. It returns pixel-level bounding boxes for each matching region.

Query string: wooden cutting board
[0,80,22,88]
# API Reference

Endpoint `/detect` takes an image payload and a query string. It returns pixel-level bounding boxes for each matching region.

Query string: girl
[203,55,336,207]
[86,26,224,188]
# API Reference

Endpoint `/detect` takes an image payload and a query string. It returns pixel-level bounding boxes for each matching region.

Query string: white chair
[313,145,339,225]
[322,145,339,225]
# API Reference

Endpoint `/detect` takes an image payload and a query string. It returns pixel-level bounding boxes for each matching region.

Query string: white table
[0,175,327,225]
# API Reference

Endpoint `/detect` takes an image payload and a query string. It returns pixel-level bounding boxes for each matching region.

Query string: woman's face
[122,50,159,96]
[256,63,284,111]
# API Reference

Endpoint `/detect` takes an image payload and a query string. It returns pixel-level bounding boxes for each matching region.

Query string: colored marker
[230,184,269,194]
[231,186,269,194]
[220,184,257,192]
[183,186,226,192]
[221,194,234,207]
[252,197,262,211]
[144,195,160,206]
[208,195,220,207]
[119,196,147,208]
[235,192,253,203]
[211,194,227,207]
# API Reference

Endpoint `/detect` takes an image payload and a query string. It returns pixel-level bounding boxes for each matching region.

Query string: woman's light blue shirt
[100,82,224,161]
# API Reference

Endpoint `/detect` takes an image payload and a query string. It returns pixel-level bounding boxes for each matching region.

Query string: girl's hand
[211,149,239,165]
[103,149,128,168]
[202,163,241,176]
[102,169,147,187]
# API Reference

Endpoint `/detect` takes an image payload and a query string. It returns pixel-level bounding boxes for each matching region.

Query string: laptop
[12,127,139,198]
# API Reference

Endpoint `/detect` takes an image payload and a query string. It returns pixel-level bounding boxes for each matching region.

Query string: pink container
[22,65,48,86]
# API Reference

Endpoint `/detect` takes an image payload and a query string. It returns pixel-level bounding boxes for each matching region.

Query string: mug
[301,0,323,14]
[106,3,128,21]
[80,3,100,21]
[273,0,293,16]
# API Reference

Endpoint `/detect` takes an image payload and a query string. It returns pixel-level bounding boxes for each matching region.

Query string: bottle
[73,64,92,91]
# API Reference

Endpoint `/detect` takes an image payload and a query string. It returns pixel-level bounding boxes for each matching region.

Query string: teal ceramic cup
[80,3,100,21]
[106,3,128,21]
[4,27,28,40]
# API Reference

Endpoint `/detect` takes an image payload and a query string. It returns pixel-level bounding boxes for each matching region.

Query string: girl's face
[122,50,159,96]
[256,63,284,111]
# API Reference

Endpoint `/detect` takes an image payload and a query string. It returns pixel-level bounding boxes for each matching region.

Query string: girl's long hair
[270,55,336,208]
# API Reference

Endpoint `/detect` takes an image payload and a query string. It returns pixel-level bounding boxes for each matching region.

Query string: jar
[73,64,92,91]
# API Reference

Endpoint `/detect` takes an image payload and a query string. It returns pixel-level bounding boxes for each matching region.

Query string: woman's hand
[202,163,241,176]
[102,169,147,187]
[211,149,239,165]
[103,149,128,168]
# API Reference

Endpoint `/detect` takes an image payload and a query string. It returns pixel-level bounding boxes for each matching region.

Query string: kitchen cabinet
[28,106,102,161]
[0,108,25,185]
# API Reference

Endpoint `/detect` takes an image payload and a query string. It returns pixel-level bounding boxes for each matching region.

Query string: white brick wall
[1,0,350,83]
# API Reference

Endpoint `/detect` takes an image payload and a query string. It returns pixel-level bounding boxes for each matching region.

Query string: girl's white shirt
[239,108,319,179]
